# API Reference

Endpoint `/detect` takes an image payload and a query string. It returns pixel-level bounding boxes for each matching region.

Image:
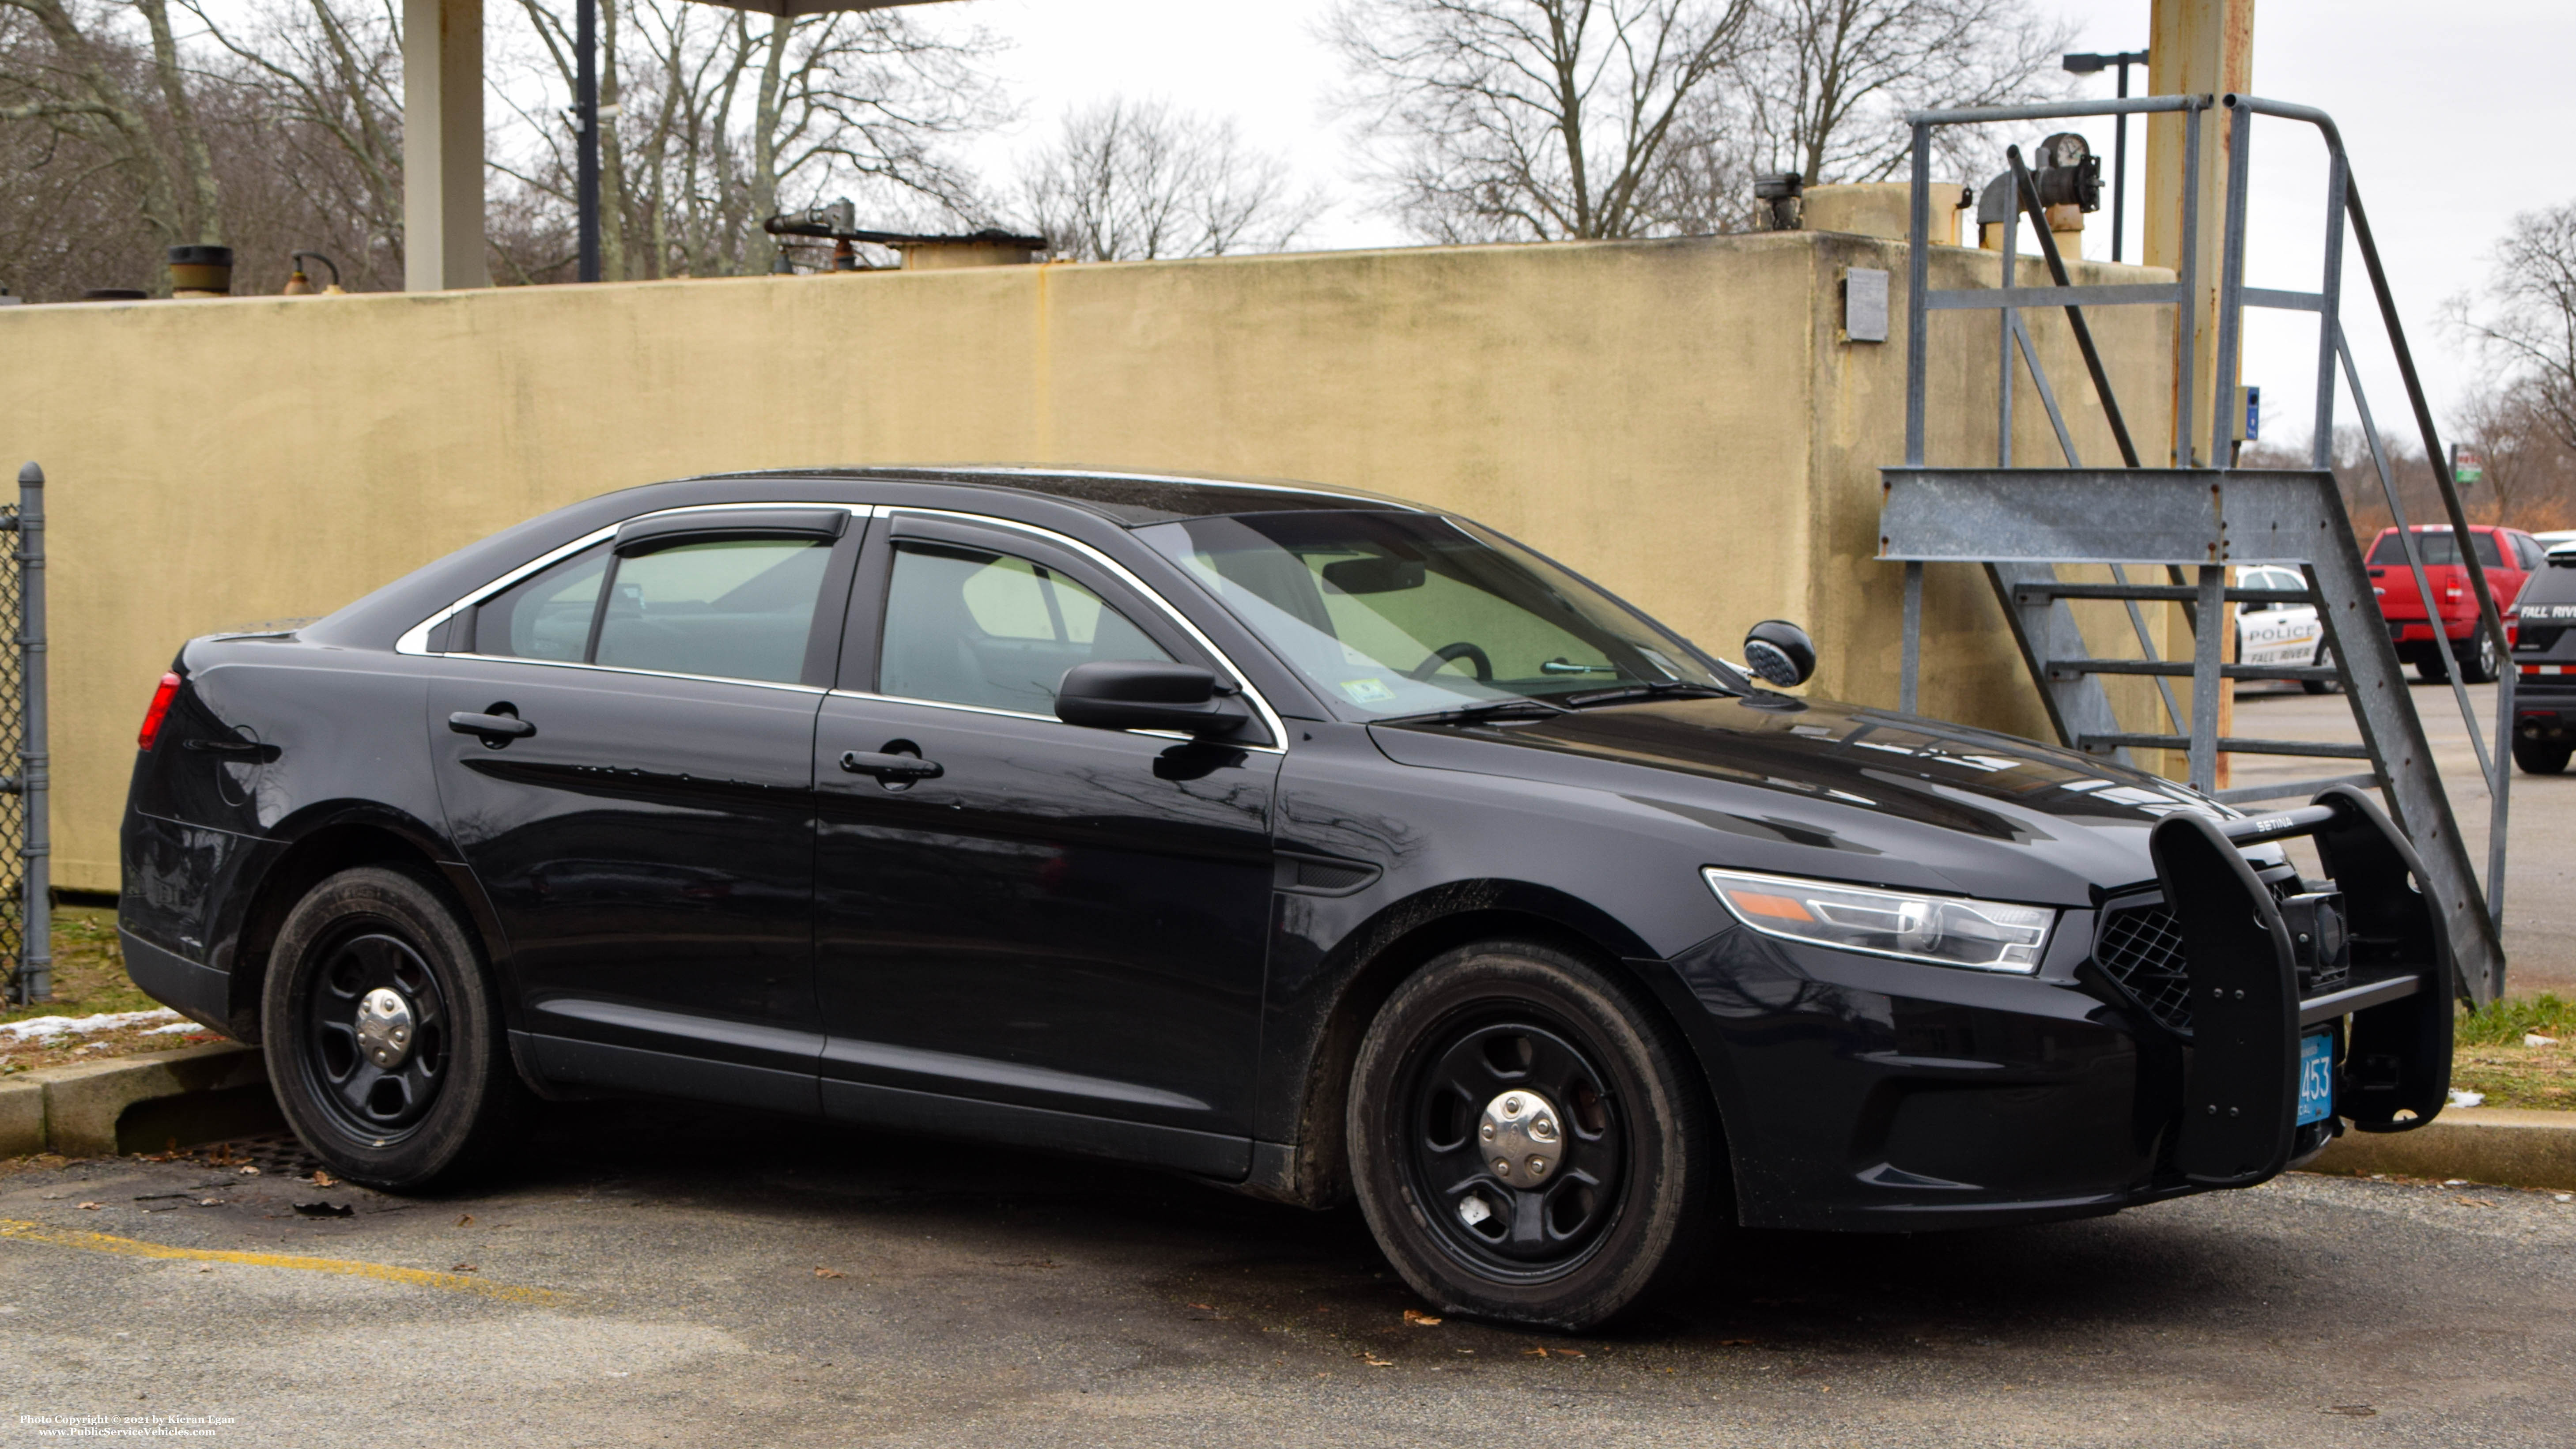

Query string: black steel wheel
[1348,940,1720,1331]
[299,929,450,1136]
[263,865,527,1191]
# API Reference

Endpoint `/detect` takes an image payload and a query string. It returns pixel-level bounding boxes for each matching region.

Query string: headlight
[1701,868,2055,973]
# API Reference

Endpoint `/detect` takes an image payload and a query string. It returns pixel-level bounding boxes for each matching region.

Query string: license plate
[2297,1033,2335,1125]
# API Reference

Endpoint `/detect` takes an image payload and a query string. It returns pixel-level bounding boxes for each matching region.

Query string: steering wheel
[1406,641,1494,682]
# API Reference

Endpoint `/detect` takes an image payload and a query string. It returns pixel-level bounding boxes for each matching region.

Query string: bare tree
[1326,0,1762,243]
[185,0,407,289]
[1016,97,1325,261]
[502,0,1003,281]
[0,0,227,250]
[2455,201,2576,456]
[2450,380,2576,532]
[1737,0,2072,186]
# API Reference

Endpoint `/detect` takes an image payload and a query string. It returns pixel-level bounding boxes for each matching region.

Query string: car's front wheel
[1346,940,1720,1331]
[2302,641,2340,695]
[261,864,526,1191]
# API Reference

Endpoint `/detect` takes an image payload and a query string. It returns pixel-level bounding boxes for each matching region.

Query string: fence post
[17,462,46,1004]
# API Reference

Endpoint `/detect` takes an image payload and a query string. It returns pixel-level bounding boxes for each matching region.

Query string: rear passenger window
[594,538,832,683]
[470,535,835,685]
[476,547,609,662]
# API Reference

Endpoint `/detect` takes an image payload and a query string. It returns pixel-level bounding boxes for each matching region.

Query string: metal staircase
[1881,93,2512,1003]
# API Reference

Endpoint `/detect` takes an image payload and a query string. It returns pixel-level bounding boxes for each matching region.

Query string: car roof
[675,464,1425,528]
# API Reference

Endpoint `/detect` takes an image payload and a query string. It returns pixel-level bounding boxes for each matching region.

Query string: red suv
[2366,524,2543,683]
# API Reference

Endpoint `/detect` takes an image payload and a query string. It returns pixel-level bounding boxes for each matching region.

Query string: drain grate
[177,1133,330,1180]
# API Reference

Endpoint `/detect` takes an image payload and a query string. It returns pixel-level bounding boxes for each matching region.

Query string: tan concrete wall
[0,233,2172,891]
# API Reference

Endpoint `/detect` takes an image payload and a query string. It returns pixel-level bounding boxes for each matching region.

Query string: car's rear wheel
[1346,940,1719,1331]
[2515,738,2573,775]
[261,865,526,1191]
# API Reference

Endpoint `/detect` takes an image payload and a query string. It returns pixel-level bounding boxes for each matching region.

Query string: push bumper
[2151,785,2451,1186]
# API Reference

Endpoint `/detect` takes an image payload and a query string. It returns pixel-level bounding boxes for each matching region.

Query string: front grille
[2097,904,2194,1034]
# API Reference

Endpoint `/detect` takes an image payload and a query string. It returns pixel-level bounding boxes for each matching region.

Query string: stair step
[2075,733,2372,759]
[2013,582,2312,606]
[2047,659,2335,682]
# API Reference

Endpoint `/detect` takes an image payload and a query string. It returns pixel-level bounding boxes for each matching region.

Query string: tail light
[137,672,182,751]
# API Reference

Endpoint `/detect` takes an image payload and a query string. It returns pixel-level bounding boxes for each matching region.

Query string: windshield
[1136,511,1740,720]
[2370,529,2502,568]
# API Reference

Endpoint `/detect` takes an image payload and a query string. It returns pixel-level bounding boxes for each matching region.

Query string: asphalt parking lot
[2,1098,2572,1448]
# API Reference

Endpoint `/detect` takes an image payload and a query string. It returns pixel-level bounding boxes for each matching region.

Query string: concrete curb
[2308,1108,2576,1192]
[0,1042,269,1158]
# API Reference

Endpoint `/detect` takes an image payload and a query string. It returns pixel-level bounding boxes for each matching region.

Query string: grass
[0,904,224,1072]
[2450,992,2576,1111]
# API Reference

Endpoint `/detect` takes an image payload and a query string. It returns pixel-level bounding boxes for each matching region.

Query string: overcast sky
[924,0,2576,453]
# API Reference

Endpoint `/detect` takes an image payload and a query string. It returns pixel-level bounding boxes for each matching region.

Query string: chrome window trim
[393,502,866,658]
[420,653,828,696]
[868,505,1292,752]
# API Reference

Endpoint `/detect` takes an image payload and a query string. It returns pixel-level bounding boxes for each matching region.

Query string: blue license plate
[2297,1033,2335,1125]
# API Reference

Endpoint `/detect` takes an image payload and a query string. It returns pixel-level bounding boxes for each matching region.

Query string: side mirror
[1742,619,1817,688]
[1055,661,1250,736]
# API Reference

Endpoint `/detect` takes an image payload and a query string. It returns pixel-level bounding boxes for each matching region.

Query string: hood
[1369,692,2244,906]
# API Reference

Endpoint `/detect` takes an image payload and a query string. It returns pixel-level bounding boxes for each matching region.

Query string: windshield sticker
[1341,678,1396,705]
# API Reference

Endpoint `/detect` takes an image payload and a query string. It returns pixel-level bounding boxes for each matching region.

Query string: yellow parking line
[0,1219,555,1302]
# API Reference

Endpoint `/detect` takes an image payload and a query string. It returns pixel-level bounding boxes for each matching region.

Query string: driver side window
[879,541,1172,713]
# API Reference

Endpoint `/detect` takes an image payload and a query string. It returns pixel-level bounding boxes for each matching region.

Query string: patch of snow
[2447,1088,2486,1109]
[0,1009,183,1043]
[144,1022,203,1035]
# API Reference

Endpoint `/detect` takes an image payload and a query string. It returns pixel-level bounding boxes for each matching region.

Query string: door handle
[840,750,942,782]
[449,710,536,746]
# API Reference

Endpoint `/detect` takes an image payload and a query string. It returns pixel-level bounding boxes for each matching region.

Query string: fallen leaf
[310,1170,337,1187]
[1718,1338,1758,1347]
[457,1214,474,1226]
[237,1166,260,1177]
[1190,1302,1215,1310]
[2454,1196,2497,1208]
[77,1202,100,1211]
[1359,1352,1393,1367]
[1555,1347,1587,1358]
[1403,1309,1442,1327]
[198,1200,219,1207]
[814,1268,846,1279]
[2324,1405,2377,1418]
[1523,1347,1550,1358]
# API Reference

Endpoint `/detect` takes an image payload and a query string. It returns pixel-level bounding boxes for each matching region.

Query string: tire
[2457,630,2499,685]
[261,864,527,1192]
[2515,738,2573,775]
[1346,940,1720,1332]
[2302,642,2339,695]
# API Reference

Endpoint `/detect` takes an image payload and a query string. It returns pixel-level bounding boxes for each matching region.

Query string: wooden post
[2146,0,2255,785]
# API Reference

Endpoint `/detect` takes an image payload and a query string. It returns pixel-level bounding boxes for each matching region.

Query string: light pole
[577,0,599,283]
[2062,49,2149,262]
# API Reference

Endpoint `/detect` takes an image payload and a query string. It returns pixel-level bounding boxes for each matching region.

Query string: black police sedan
[119,468,2454,1329]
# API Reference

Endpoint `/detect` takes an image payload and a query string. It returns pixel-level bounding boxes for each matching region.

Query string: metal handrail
[1888,90,2512,999]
